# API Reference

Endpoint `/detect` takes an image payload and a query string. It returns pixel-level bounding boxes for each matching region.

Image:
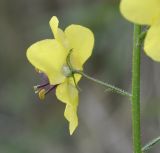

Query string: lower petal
[56,79,79,134]
[64,104,78,135]
[144,24,160,61]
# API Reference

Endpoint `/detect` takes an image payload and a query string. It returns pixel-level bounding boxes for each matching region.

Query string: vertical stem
[132,24,142,153]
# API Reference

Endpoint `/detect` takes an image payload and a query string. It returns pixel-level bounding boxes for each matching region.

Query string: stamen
[34,89,39,94]
[33,70,58,100]
[38,89,46,100]
[34,82,49,90]
[35,68,41,73]
[45,85,57,95]
[35,84,58,100]
[34,82,50,95]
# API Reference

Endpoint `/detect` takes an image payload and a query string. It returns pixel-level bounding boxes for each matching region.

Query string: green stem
[132,24,142,153]
[73,70,131,97]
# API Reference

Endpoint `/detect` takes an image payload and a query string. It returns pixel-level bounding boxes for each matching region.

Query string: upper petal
[27,39,67,84]
[120,0,160,25]
[144,24,160,61]
[49,16,69,49]
[49,16,59,38]
[65,25,94,69]
[56,78,79,135]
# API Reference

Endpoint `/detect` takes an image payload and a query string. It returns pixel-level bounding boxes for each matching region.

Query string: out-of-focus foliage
[0,0,159,153]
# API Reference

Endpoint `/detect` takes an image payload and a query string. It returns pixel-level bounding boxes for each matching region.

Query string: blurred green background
[0,0,160,152]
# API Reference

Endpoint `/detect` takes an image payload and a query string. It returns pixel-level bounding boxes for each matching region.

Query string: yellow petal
[65,104,78,135]
[65,25,94,69]
[49,16,59,38]
[120,0,160,25]
[27,39,67,84]
[49,16,69,49]
[144,24,160,61]
[56,79,79,135]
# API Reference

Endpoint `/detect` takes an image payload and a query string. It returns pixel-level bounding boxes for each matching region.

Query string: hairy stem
[73,70,131,97]
[142,136,160,152]
[132,24,142,153]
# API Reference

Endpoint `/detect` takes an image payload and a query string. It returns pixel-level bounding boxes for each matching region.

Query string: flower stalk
[73,70,131,97]
[142,136,160,152]
[131,24,142,153]
[66,49,131,97]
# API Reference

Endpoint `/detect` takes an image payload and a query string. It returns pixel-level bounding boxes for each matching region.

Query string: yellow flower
[120,0,160,61]
[26,16,94,135]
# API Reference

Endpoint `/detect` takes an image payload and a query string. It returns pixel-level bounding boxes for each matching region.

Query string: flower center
[33,71,58,100]
[34,83,57,100]
[62,65,72,77]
